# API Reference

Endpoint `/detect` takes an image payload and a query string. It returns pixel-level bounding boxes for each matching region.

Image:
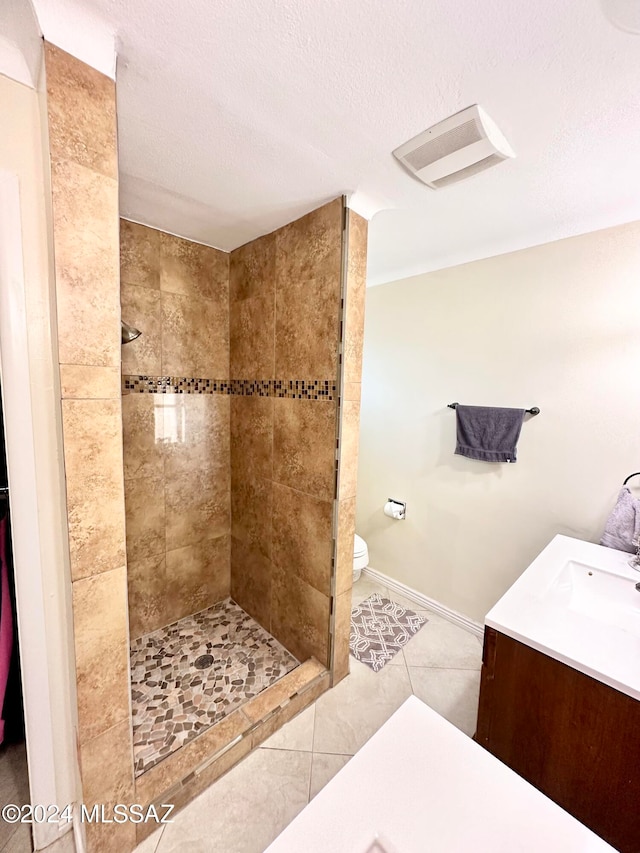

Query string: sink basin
[547,560,640,637]
[486,535,640,701]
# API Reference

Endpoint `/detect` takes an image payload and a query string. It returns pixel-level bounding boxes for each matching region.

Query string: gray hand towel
[600,487,640,553]
[455,405,525,463]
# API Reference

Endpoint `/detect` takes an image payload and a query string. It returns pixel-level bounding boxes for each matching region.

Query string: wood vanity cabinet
[475,627,640,853]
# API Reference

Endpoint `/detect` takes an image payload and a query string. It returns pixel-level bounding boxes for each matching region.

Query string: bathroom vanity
[476,535,640,853]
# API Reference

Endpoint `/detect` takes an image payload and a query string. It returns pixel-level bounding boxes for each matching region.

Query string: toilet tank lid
[354,534,367,555]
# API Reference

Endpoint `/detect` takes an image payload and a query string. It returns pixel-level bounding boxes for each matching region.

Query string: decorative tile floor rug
[350,594,428,672]
[130,598,299,776]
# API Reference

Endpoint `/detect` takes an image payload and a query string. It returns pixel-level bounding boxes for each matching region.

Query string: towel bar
[448,403,540,416]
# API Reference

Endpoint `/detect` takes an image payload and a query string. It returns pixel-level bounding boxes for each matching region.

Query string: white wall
[0,0,42,87]
[357,221,640,623]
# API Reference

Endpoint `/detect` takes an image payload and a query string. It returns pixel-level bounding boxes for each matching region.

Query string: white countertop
[485,534,640,701]
[266,696,614,853]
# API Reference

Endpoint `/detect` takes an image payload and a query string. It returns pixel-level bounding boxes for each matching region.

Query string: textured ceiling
[31,0,640,284]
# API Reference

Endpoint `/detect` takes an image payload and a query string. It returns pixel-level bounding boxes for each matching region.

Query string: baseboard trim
[362,566,484,639]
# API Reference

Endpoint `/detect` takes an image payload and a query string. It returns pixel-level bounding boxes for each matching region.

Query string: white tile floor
[134,575,483,853]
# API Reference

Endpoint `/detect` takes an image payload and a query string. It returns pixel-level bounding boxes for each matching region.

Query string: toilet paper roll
[384,501,404,520]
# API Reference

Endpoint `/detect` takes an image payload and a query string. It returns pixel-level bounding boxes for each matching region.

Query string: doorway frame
[0,169,79,851]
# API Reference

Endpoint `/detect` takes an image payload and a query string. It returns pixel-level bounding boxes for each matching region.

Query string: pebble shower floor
[130,599,299,776]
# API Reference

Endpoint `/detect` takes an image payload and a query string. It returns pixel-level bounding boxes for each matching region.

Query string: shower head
[121,320,142,344]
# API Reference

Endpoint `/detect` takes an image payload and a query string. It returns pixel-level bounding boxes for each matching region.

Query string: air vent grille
[403,119,482,171]
[430,153,505,188]
[392,105,514,190]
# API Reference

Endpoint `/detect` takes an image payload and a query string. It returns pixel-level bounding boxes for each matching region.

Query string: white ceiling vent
[393,105,515,190]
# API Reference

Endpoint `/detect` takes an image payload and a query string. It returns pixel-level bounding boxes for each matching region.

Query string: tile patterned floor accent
[350,593,428,671]
[130,598,299,776]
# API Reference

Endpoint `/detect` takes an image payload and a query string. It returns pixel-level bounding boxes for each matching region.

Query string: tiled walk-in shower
[42,40,367,853]
[130,599,299,775]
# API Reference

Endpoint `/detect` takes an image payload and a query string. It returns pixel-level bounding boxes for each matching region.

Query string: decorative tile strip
[231,379,336,400]
[122,375,337,401]
[122,376,226,394]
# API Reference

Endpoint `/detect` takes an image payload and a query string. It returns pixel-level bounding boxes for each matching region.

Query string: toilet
[353,534,369,583]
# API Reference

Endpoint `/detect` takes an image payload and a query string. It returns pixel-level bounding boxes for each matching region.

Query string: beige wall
[357,221,640,623]
[229,199,344,669]
[120,221,231,639]
[45,42,135,853]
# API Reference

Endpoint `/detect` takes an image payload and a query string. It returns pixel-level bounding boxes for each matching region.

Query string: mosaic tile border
[123,376,337,400]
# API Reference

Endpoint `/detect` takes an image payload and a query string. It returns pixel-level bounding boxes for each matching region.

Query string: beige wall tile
[123,391,231,637]
[165,534,230,623]
[274,199,342,378]
[62,399,126,580]
[344,211,368,386]
[275,276,340,378]
[229,232,275,302]
[271,483,333,596]
[273,398,337,501]
[135,709,251,805]
[338,399,360,500]
[81,721,138,851]
[45,42,117,180]
[127,553,167,640]
[48,43,135,848]
[120,220,160,289]
[230,294,275,378]
[161,291,229,377]
[120,284,162,375]
[51,159,120,367]
[165,463,230,551]
[251,671,330,746]
[275,197,343,284]
[225,201,345,680]
[85,814,136,853]
[124,475,165,562]
[122,394,164,481]
[230,475,272,560]
[230,537,272,631]
[60,365,120,399]
[135,816,165,847]
[271,566,330,666]
[72,567,130,743]
[242,658,326,723]
[79,719,134,805]
[145,736,252,823]
[332,589,353,684]
[164,393,230,478]
[343,381,361,402]
[160,231,229,303]
[229,233,275,375]
[230,396,273,482]
[335,496,356,596]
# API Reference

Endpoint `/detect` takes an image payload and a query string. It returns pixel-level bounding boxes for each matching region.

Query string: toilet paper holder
[385,498,406,520]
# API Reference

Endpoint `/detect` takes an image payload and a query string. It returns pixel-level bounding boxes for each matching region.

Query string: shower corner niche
[119,198,368,839]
